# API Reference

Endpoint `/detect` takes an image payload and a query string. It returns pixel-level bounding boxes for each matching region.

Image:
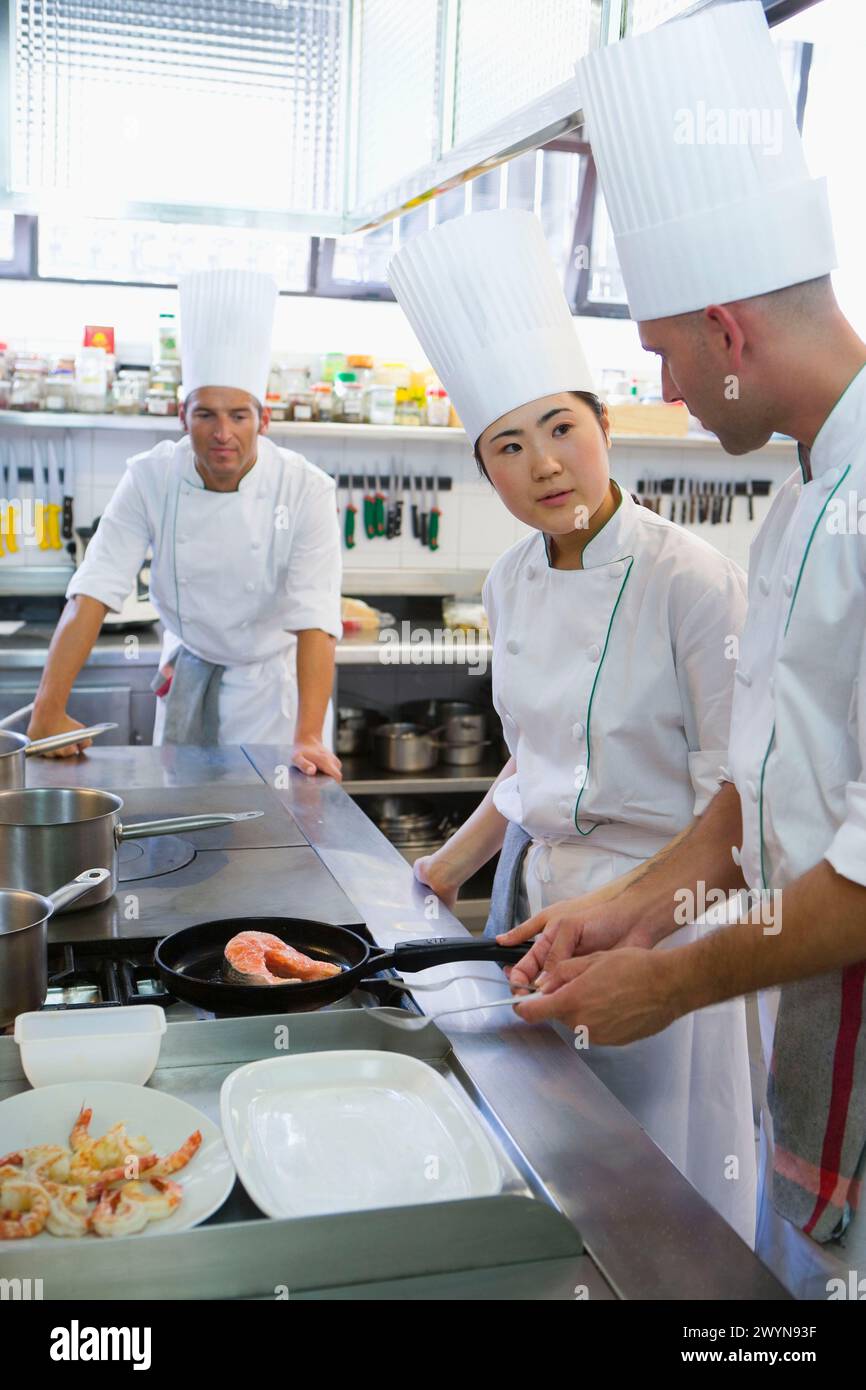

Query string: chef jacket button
[526,564,536,580]
[757,575,770,596]
[822,467,840,491]
[746,780,758,802]
[587,643,601,662]
[571,721,585,740]
[244,581,255,593]
[506,639,520,655]
[735,669,752,687]
[609,562,625,578]
[558,798,573,818]
[783,575,794,596]
[731,845,742,867]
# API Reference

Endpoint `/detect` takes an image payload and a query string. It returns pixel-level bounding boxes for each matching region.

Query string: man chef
[503,2,866,1298]
[28,268,342,777]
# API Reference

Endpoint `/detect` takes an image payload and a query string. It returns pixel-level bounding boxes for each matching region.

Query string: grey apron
[484,820,532,939]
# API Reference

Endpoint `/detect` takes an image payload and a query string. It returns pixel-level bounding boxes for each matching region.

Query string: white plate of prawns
[0,1081,235,1244]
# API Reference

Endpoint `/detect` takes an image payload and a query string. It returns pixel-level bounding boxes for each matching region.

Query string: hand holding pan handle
[115,811,263,845]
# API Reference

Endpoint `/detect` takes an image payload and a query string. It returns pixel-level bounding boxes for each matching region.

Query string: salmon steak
[222,930,342,986]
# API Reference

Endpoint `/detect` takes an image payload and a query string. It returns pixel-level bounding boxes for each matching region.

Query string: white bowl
[13,1005,167,1087]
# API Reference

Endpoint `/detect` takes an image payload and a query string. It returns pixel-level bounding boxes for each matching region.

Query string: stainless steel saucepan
[0,787,264,909]
[0,868,111,1025]
[0,724,119,789]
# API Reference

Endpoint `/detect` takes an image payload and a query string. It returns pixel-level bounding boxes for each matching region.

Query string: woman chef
[388,209,756,1243]
[28,269,342,776]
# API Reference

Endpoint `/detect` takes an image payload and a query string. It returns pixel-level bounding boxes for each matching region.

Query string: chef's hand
[513,948,681,1045]
[291,737,343,781]
[25,710,93,757]
[414,854,459,911]
[499,896,653,992]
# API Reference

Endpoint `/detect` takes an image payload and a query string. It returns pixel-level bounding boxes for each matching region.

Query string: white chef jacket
[726,362,866,1297]
[484,483,757,1244]
[485,483,747,852]
[67,434,342,745]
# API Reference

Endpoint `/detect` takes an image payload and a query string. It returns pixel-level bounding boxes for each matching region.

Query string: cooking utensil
[45,440,64,549]
[343,474,357,549]
[0,702,35,729]
[429,461,440,551]
[373,722,439,773]
[435,738,491,766]
[0,869,111,1025]
[375,993,538,1032]
[335,705,373,756]
[0,724,118,789]
[0,787,264,908]
[155,917,526,1016]
[62,432,75,546]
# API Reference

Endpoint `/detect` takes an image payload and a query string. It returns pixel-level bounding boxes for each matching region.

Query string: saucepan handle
[0,702,34,730]
[382,937,528,973]
[46,868,112,913]
[117,811,264,843]
[24,723,118,755]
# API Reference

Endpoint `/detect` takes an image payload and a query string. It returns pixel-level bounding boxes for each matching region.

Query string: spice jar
[333,372,363,423]
[44,369,76,413]
[364,383,397,426]
[112,370,149,415]
[10,356,49,411]
[311,382,333,422]
[426,386,451,427]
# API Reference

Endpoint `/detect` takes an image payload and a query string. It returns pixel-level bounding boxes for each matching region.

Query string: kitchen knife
[62,432,75,544]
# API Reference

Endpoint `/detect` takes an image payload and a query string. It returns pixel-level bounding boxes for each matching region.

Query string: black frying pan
[155,917,525,1015]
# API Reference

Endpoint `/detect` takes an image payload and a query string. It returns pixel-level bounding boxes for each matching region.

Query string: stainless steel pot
[437,738,491,766]
[400,700,488,744]
[372,723,439,773]
[0,723,118,789]
[0,868,111,1025]
[336,706,371,756]
[0,787,263,909]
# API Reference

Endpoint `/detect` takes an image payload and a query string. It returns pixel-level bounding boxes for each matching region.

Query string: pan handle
[382,937,528,973]
[117,810,264,843]
[0,702,35,730]
[24,723,118,755]
[46,868,112,913]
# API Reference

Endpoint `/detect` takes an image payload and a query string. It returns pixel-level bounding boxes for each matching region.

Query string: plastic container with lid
[395,387,421,426]
[156,312,179,361]
[111,369,149,414]
[311,381,333,421]
[290,390,315,422]
[44,370,76,413]
[333,372,363,422]
[9,355,49,411]
[364,383,397,427]
[426,386,451,427]
[322,352,347,383]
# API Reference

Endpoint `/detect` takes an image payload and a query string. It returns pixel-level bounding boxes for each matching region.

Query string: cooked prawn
[151,1129,201,1177]
[123,1177,183,1222]
[84,1153,159,1200]
[0,1179,50,1240]
[69,1105,92,1152]
[91,1187,149,1238]
[41,1180,92,1238]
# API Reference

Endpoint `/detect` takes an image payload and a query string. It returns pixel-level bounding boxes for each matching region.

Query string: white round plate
[0,1080,234,1245]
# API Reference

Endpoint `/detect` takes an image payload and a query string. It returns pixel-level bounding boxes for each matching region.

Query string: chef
[28,269,342,776]
[389,207,756,1243]
[505,2,866,1299]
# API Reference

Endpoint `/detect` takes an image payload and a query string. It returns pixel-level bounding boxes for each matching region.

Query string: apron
[520,836,758,1248]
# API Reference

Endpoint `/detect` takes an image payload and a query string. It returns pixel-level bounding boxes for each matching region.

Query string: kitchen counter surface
[15,743,788,1301]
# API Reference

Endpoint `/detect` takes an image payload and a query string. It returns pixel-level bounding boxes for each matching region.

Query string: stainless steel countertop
[19,744,787,1300]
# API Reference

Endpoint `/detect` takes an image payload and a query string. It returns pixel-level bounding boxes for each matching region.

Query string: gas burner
[43,943,175,1011]
[118,835,197,883]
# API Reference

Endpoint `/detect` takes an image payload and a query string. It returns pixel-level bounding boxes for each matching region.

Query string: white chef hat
[180,269,278,403]
[388,209,594,445]
[576,0,837,321]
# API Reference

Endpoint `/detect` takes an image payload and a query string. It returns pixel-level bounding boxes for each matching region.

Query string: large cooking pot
[0,787,263,910]
[372,723,439,773]
[401,699,488,744]
[0,723,117,789]
[0,868,111,1026]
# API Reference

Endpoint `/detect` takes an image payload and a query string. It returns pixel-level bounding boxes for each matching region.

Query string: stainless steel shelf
[342,753,501,795]
[341,570,487,598]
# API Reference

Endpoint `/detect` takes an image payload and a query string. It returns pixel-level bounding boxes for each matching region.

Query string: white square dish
[220,1049,504,1219]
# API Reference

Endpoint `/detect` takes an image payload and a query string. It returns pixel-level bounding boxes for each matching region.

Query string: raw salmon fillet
[223,930,342,986]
